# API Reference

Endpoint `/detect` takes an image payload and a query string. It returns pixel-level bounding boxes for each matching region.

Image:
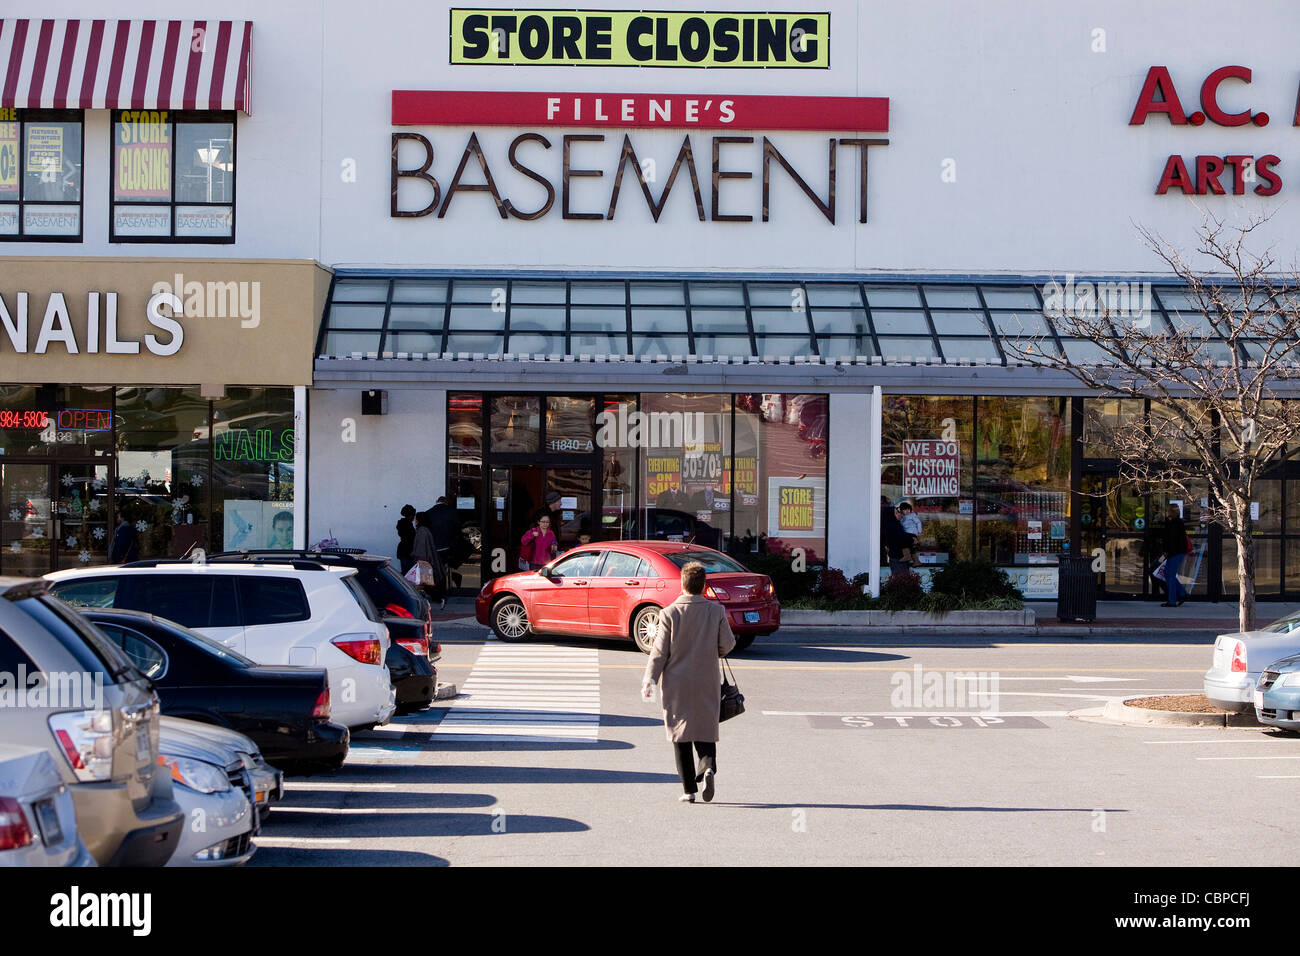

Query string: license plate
[744,611,760,623]
[1255,690,1265,711]
[33,798,63,848]
[134,725,150,761]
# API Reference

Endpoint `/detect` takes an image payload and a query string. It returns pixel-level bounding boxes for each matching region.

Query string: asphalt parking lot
[248,625,1299,867]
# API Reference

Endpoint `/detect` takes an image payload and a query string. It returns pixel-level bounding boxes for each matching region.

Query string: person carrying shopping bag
[408,511,448,609]
[519,514,558,571]
[640,561,737,804]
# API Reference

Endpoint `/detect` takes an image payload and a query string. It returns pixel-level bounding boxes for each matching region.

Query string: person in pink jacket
[519,514,558,570]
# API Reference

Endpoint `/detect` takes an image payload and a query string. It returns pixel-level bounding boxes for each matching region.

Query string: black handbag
[720,657,745,722]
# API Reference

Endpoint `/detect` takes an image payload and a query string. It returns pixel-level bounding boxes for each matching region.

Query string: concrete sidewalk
[430,595,1299,638]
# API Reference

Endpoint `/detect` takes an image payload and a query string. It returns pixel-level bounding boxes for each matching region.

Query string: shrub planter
[781,608,1035,628]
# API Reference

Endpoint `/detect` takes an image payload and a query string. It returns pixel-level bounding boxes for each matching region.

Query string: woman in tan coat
[640,561,737,803]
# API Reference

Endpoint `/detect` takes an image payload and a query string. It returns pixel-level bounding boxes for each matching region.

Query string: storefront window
[114,386,209,559]
[639,393,731,549]
[734,394,828,565]
[1084,398,1141,458]
[976,397,1071,569]
[447,392,484,591]
[881,395,974,569]
[545,396,595,454]
[597,395,637,541]
[111,110,235,241]
[490,396,539,453]
[208,388,294,551]
[0,386,113,457]
[0,109,83,240]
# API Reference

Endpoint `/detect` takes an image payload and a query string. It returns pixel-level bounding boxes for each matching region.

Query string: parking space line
[1196,755,1300,760]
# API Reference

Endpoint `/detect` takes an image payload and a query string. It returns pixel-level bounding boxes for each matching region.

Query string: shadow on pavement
[248,847,450,866]
[263,807,589,836]
[707,802,1132,813]
[326,763,678,785]
[279,789,498,810]
[731,644,911,664]
[417,739,637,751]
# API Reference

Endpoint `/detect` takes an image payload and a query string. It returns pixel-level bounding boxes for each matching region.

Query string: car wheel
[492,597,531,642]
[631,605,661,654]
[732,633,756,653]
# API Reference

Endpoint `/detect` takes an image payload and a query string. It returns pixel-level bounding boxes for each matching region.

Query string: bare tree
[1003,211,1300,631]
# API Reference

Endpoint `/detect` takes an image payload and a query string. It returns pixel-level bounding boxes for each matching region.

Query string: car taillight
[48,709,117,782]
[385,603,414,618]
[312,687,331,718]
[1231,642,1247,673]
[705,585,730,600]
[0,796,33,851]
[394,635,429,657]
[332,636,382,665]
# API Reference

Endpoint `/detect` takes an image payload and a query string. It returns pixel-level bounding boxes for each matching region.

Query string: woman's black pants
[674,742,717,793]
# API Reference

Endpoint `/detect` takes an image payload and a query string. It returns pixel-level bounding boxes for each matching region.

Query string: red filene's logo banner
[391,91,888,132]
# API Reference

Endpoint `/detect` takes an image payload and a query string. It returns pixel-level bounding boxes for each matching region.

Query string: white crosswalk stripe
[434,644,602,742]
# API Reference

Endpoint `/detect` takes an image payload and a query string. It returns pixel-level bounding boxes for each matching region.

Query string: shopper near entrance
[424,496,464,588]
[519,514,558,570]
[396,504,416,574]
[1160,504,1190,607]
[109,509,140,564]
[881,497,911,574]
[410,511,447,608]
[641,560,737,804]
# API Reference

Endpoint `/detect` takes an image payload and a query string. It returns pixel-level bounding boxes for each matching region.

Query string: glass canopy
[316,276,1264,365]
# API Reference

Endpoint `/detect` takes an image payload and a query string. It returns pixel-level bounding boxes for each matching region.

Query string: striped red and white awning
[0,19,252,114]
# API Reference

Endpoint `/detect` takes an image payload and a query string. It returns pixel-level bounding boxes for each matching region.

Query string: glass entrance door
[1,463,53,577]
[1080,474,1150,597]
[54,462,110,570]
[484,464,593,580]
[0,461,110,575]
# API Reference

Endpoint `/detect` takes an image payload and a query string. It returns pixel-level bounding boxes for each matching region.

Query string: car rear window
[341,576,382,623]
[48,576,118,609]
[115,575,231,629]
[92,623,168,680]
[16,596,140,681]
[599,551,644,577]
[237,577,311,626]
[665,551,747,573]
[365,564,423,616]
[0,629,36,673]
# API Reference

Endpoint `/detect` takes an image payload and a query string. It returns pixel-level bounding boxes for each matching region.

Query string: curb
[1092,697,1260,728]
[782,609,1035,627]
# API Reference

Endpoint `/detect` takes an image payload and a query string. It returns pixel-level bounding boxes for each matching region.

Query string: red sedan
[475,541,780,653]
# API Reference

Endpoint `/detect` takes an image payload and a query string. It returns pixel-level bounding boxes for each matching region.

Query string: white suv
[45,562,396,730]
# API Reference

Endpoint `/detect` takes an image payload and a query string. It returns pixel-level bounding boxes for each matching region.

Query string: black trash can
[1056,553,1097,623]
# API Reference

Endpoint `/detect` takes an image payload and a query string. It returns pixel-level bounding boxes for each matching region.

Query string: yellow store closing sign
[0,120,17,193]
[451,9,829,67]
[116,112,171,199]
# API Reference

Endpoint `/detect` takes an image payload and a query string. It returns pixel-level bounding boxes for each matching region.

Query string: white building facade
[3,2,1299,599]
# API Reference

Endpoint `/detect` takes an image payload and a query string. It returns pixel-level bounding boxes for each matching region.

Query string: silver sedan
[1204,612,1300,714]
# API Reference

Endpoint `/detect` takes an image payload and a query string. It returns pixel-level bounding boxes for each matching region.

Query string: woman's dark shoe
[701,770,716,803]
[1160,602,1175,607]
